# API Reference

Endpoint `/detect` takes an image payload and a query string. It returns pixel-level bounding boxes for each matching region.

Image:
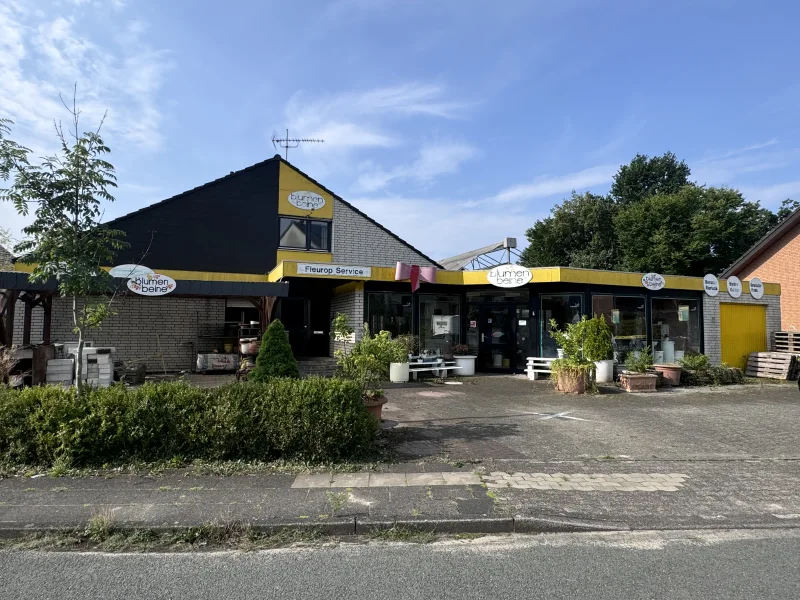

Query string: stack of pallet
[46,358,74,386]
[774,332,800,355]
[745,352,800,380]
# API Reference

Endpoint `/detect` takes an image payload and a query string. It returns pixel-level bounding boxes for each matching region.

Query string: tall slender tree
[0,97,127,393]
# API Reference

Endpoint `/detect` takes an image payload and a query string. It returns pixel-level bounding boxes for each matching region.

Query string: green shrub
[583,315,614,362]
[0,378,377,468]
[625,346,654,373]
[249,319,299,381]
[678,353,710,372]
[678,354,743,386]
[336,325,406,393]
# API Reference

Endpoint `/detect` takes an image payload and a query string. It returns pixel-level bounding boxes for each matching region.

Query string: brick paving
[483,472,687,492]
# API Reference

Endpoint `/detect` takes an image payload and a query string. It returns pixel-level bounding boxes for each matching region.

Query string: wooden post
[3,290,18,347]
[22,300,32,345]
[42,294,52,345]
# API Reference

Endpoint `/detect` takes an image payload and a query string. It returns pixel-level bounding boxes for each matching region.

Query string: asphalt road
[2,529,800,600]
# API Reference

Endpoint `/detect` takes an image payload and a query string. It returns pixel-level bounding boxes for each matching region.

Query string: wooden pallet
[774,331,800,354]
[745,352,800,380]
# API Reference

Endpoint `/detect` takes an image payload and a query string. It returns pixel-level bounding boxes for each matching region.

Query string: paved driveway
[381,376,800,462]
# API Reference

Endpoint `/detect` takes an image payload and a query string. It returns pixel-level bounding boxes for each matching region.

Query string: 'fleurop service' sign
[487,265,533,288]
[726,276,742,298]
[288,191,326,211]
[127,274,176,296]
[749,277,764,299]
[641,272,665,290]
[297,263,372,278]
[703,273,719,297]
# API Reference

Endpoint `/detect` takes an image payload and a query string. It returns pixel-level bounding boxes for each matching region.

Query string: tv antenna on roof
[271,129,324,161]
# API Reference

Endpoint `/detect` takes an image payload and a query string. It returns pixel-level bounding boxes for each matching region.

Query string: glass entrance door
[540,295,583,358]
[478,305,515,371]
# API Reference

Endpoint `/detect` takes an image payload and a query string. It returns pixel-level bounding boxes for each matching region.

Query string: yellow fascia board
[333,281,365,295]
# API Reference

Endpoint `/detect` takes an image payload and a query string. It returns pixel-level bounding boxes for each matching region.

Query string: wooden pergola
[0,272,56,348]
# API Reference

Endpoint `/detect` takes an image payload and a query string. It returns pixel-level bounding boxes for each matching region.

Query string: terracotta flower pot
[654,364,682,386]
[556,369,588,394]
[619,373,657,392]
[363,394,388,421]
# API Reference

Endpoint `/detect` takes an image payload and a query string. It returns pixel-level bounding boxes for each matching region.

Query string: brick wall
[0,246,12,271]
[12,300,45,343]
[332,199,436,267]
[702,292,781,364]
[329,286,364,356]
[735,224,800,330]
[13,295,226,372]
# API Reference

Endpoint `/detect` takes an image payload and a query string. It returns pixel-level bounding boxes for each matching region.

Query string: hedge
[0,378,377,468]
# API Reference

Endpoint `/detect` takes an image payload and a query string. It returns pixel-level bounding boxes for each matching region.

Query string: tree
[610,152,692,205]
[614,185,775,276]
[776,198,800,222]
[519,192,618,269]
[0,101,127,393]
[249,319,300,381]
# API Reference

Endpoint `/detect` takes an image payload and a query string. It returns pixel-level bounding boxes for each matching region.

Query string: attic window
[279,218,331,251]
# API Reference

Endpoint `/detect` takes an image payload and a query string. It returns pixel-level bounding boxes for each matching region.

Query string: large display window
[651,298,701,363]
[591,295,647,362]
[540,294,583,358]
[419,294,461,356]
[366,292,412,338]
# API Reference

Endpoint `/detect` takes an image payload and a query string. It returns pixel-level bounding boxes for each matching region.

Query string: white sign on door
[703,273,720,297]
[726,276,742,298]
[749,277,764,299]
[486,265,532,288]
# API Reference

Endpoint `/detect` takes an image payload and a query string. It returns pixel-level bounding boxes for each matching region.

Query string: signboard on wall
[288,191,326,211]
[703,274,720,297]
[641,273,666,290]
[486,265,532,288]
[726,276,742,298]
[127,273,176,296]
[297,263,372,278]
[749,277,764,299]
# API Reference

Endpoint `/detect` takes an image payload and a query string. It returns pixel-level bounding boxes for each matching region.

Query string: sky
[2,0,800,261]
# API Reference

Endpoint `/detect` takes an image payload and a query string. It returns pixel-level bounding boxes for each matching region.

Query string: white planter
[594,359,614,383]
[454,355,476,376]
[389,362,409,383]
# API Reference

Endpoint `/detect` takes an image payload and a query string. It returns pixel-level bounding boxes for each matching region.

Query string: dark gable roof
[721,206,800,277]
[278,157,444,269]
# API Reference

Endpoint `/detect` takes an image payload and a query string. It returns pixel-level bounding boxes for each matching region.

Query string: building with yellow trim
[2,156,782,373]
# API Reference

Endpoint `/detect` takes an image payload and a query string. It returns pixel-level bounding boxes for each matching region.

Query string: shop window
[651,298,701,363]
[466,290,529,303]
[540,295,583,358]
[591,295,646,363]
[366,293,413,338]
[419,294,461,356]
[279,218,331,251]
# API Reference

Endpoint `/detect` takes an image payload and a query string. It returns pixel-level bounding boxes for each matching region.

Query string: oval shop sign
[641,272,665,290]
[703,273,719,297]
[109,264,155,279]
[487,265,533,288]
[288,190,326,211]
[726,276,742,298]
[127,273,177,296]
[749,277,764,299]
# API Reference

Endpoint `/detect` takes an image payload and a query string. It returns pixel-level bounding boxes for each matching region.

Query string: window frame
[278,217,332,252]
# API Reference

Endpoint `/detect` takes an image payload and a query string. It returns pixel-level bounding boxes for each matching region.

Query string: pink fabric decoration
[395,262,437,292]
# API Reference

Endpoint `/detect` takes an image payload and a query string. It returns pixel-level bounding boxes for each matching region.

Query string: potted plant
[389,335,410,383]
[583,315,614,383]
[452,343,476,376]
[548,318,594,394]
[619,346,657,392]
[396,334,419,360]
[653,361,682,386]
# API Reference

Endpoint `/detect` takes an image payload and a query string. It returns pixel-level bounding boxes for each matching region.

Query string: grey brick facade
[0,245,12,271]
[332,199,436,267]
[329,285,364,355]
[14,295,225,372]
[703,292,781,365]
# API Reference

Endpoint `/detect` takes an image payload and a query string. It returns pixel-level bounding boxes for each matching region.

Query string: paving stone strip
[483,472,688,492]
[290,471,688,491]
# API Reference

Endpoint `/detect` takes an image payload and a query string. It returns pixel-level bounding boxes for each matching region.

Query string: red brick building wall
[736,224,800,330]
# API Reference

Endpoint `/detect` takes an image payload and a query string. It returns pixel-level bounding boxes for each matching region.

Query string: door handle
[481,333,485,343]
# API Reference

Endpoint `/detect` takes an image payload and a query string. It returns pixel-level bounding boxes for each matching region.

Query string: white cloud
[348,196,544,260]
[492,164,616,203]
[740,181,800,207]
[284,83,472,149]
[692,140,791,186]
[356,141,477,192]
[0,1,170,155]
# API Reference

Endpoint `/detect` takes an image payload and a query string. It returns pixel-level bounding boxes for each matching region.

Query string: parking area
[381,376,800,462]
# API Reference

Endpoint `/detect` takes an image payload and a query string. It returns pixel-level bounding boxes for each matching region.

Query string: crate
[745,352,800,380]
[774,332,800,355]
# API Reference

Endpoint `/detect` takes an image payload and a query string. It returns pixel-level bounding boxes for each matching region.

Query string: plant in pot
[396,334,419,360]
[619,346,657,392]
[583,315,614,383]
[548,318,594,394]
[452,343,476,376]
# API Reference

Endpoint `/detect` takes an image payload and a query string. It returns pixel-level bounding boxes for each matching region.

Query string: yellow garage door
[720,303,767,369]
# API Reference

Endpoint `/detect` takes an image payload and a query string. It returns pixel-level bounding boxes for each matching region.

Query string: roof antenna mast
[271,129,324,161]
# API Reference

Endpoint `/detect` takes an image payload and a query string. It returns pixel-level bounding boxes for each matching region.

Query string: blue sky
[2,0,800,261]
